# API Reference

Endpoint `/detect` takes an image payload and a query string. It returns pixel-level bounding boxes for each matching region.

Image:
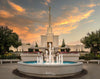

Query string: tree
[13,39,22,52]
[66,48,71,52]
[28,48,33,52]
[81,29,100,54]
[35,42,38,47]
[61,39,66,52]
[61,39,66,47]
[0,26,22,54]
[35,42,39,51]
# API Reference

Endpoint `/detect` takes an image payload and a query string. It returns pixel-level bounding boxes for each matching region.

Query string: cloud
[0,1,95,44]
[8,0,25,12]
[0,10,14,18]
[21,8,95,43]
[80,3,100,8]
[41,0,51,6]
[35,25,48,33]
[86,20,94,23]
[8,25,41,43]
[28,10,47,19]
[87,3,96,8]
[0,22,6,26]
[53,9,94,26]
[97,3,100,6]
[71,7,79,14]
[53,24,78,35]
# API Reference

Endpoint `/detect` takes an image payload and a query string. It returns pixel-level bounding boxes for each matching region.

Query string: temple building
[41,7,59,48]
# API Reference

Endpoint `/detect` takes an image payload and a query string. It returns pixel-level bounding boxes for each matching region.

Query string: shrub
[84,54,91,60]
[79,56,85,59]
[79,53,100,60]
[8,50,13,52]
[28,48,33,52]
[0,53,21,59]
[66,48,70,52]
[97,55,100,60]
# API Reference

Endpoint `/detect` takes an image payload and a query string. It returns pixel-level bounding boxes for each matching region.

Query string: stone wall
[20,53,80,61]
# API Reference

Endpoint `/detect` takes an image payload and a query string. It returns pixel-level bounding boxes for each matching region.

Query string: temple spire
[49,6,51,27]
[47,6,52,34]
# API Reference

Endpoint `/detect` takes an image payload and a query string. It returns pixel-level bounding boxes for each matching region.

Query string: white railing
[0,59,20,64]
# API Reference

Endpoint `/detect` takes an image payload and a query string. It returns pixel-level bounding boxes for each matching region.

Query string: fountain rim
[18,61,83,67]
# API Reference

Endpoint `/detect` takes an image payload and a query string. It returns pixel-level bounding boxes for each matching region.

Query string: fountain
[37,43,63,64]
[18,43,83,78]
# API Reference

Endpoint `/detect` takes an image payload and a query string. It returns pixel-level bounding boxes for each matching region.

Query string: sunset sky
[0,0,100,45]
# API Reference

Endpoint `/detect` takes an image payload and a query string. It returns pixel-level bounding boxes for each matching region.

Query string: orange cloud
[0,22,5,26]
[27,10,47,19]
[0,10,14,18]
[34,23,78,36]
[41,0,51,6]
[1,5,94,44]
[8,0,25,12]
[35,10,47,18]
[86,20,94,23]
[28,9,95,40]
[35,9,94,36]
[8,26,28,35]
[8,26,41,43]
[87,3,96,8]
[53,25,78,35]
[54,10,94,26]
[35,25,48,33]
[80,3,100,8]
[71,7,79,14]
[47,0,51,3]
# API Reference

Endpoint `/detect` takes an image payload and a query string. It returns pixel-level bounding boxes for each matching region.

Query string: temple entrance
[47,42,53,48]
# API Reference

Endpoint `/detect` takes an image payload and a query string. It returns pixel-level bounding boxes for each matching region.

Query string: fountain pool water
[23,61,77,64]
[18,43,83,77]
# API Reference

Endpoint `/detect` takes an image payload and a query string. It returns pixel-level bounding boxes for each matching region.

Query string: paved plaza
[0,63,100,79]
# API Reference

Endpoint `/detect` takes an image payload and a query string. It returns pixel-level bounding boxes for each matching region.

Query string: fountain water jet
[37,43,63,64]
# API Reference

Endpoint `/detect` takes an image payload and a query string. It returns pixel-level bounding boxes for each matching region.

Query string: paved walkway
[0,63,100,79]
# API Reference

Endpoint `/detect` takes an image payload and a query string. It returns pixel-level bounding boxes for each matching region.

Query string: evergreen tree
[61,39,66,47]
[35,42,38,47]
[35,42,39,51]
[61,39,66,52]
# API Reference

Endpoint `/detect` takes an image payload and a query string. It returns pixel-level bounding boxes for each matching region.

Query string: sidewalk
[0,63,100,79]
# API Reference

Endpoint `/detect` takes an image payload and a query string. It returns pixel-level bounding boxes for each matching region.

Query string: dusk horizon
[0,0,100,45]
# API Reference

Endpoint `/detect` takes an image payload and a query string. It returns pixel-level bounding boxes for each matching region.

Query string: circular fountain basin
[18,61,83,77]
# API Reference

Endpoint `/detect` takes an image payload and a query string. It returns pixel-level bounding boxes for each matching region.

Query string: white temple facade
[41,7,59,47]
[41,27,59,47]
